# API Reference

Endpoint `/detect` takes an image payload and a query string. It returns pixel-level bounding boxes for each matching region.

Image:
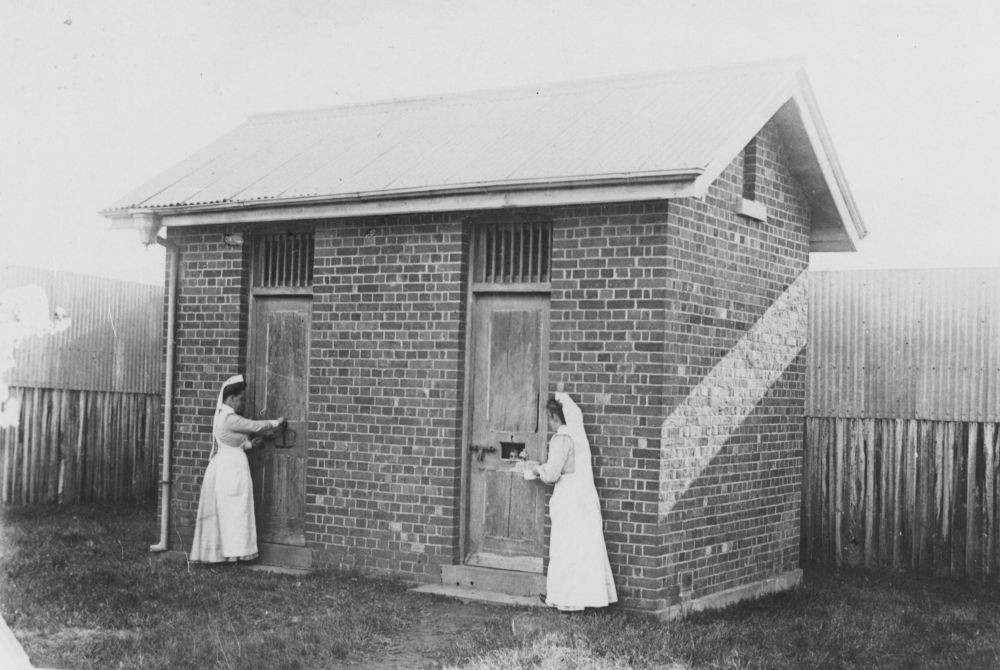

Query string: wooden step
[153,544,312,571]
[411,583,544,608]
[258,542,313,570]
[440,564,545,597]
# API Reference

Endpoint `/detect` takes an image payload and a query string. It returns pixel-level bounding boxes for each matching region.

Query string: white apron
[543,394,618,611]
[189,441,257,563]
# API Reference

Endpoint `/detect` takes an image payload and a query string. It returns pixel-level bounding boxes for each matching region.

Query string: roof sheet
[108,60,804,212]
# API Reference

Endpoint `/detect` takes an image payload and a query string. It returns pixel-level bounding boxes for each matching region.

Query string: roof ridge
[248,57,804,123]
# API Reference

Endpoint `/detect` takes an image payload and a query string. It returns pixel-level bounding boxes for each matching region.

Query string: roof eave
[790,74,867,251]
[103,172,703,228]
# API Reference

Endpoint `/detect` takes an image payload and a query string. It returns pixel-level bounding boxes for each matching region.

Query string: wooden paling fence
[803,416,1000,580]
[0,386,160,505]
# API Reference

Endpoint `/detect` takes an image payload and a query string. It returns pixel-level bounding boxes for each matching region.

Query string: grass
[3,504,1000,669]
[0,504,426,669]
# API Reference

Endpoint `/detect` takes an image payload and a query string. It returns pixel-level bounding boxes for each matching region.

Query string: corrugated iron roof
[107,59,806,213]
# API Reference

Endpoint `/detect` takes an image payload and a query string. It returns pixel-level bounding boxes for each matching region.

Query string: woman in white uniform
[528,392,617,611]
[190,374,284,563]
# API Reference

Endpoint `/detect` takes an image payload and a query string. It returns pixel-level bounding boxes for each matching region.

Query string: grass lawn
[3,504,1000,669]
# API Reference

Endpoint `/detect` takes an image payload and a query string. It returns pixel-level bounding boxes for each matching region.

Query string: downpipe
[150,237,179,553]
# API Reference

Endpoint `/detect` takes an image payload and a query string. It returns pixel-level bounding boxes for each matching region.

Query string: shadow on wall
[661,357,805,605]
[658,271,808,606]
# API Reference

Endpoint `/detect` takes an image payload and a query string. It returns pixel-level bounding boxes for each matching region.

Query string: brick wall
[165,229,250,538]
[658,119,811,611]
[548,202,670,611]
[308,216,467,578]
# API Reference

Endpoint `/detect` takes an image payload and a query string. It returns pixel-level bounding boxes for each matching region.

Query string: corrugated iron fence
[0,266,162,504]
[804,269,1000,579]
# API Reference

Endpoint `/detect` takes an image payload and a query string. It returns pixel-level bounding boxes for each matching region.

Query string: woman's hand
[515,459,540,480]
[242,436,266,451]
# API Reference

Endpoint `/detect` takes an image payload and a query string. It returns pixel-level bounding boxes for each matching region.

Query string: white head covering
[217,374,244,413]
[554,392,593,478]
[209,374,245,459]
[554,392,588,448]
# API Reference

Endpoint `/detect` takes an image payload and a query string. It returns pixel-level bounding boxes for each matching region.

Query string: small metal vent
[473,221,551,285]
[252,232,314,288]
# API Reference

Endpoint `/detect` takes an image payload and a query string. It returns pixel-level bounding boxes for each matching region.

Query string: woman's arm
[224,413,284,436]
[535,434,573,484]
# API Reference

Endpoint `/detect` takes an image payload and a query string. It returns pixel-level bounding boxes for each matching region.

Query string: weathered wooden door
[466,293,549,572]
[248,296,310,546]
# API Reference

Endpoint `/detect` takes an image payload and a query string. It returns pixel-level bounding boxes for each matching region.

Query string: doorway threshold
[257,542,313,570]
[410,583,544,608]
[247,563,311,576]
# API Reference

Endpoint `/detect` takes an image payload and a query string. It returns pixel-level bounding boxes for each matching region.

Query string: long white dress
[189,406,279,563]
[537,394,617,611]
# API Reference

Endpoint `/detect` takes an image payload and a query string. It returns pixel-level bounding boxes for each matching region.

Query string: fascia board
[791,74,868,246]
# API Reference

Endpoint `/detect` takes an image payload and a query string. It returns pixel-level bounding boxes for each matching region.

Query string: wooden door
[466,293,549,572]
[248,296,310,546]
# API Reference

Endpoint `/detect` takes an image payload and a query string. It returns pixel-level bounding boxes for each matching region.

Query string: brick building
[104,60,866,617]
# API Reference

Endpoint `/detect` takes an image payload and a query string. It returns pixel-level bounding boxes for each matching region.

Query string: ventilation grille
[252,232,314,288]
[742,137,759,201]
[473,221,551,285]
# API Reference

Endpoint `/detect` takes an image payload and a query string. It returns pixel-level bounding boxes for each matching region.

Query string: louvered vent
[252,232,314,288]
[473,221,551,285]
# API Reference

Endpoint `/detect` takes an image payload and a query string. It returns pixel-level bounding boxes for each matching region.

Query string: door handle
[468,445,497,462]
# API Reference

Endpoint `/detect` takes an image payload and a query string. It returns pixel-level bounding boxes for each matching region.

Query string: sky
[2,0,999,285]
